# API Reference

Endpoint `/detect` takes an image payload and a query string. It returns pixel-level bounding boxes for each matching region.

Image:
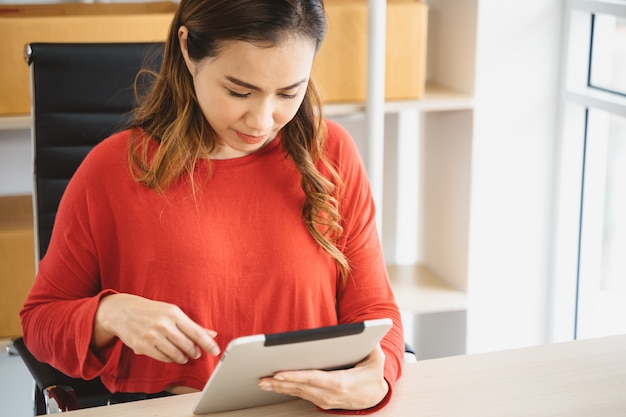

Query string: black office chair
[12,42,164,415]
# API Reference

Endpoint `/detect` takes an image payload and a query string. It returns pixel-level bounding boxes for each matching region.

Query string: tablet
[192,318,392,415]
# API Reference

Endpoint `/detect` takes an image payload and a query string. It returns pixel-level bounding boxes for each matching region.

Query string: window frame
[552,0,626,342]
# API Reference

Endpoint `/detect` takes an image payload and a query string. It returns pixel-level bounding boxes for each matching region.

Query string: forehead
[200,36,316,88]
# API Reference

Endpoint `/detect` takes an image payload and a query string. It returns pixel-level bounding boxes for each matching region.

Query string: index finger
[176,316,221,357]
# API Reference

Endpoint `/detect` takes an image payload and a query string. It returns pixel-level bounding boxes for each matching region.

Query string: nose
[244,99,274,133]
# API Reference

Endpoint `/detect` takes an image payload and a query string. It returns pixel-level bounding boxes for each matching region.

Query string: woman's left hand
[258,344,388,411]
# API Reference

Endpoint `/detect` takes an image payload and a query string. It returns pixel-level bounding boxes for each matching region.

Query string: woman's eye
[227,89,250,98]
[279,93,298,100]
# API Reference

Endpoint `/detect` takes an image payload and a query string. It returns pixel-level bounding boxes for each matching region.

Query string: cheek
[201,100,241,127]
[195,90,242,127]
[276,99,305,126]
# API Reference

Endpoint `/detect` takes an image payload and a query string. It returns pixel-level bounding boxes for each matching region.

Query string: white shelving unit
[324,83,473,117]
[332,0,478,359]
[387,264,467,315]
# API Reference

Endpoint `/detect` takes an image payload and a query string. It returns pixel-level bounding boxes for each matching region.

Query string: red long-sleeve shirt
[21,119,404,412]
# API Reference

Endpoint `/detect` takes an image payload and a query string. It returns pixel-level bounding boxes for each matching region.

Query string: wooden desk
[58,334,626,417]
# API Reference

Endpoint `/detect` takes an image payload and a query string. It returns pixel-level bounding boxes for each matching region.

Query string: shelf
[324,83,474,117]
[0,84,473,132]
[0,115,30,131]
[387,264,468,315]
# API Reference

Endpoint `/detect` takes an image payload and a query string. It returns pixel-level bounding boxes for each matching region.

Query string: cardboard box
[0,195,35,338]
[0,0,427,115]
[313,0,428,103]
[0,2,177,116]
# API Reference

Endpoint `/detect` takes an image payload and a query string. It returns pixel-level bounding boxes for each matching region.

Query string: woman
[21,0,404,413]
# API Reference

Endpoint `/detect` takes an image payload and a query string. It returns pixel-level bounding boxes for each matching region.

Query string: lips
[236,131,268,145]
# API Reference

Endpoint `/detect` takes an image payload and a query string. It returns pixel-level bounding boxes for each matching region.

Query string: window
[578,108,626,338]
[553,0,626,341]
[589,13,626,96]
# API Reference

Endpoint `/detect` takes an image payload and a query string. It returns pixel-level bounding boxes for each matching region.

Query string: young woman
[21,0,405,413]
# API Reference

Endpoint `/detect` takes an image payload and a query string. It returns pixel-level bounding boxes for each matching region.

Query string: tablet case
[192,318,392,415]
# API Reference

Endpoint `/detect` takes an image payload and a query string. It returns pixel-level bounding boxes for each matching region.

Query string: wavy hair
[130,0,349,280]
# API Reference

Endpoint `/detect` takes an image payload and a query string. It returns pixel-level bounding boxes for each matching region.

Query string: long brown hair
[130,0,349,280]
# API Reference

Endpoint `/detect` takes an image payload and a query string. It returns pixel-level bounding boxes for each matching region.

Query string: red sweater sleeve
[321,120,405,414]
[20,139,124,381]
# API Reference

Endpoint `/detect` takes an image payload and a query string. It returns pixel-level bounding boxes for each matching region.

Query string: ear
[178,25,195,74]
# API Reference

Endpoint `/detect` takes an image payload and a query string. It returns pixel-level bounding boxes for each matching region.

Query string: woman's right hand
[92,293,220,364]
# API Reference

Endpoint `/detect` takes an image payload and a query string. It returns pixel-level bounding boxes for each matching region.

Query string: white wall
[466,0,563,353]
[0,130,31,196]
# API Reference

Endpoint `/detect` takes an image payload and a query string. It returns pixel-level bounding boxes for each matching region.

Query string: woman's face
[179,27,316,159]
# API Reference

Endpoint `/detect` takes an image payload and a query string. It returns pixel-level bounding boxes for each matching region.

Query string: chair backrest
[27,42,164,260]
[19,42,164,414]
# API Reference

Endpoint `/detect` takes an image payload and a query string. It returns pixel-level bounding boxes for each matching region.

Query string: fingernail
[274,374,285,381]
[211,346,221,355]
[259,382,273,391]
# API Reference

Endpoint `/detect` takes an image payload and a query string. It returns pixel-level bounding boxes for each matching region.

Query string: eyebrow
[225,76,307,92]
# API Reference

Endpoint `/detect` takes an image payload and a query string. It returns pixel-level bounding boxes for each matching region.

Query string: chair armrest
[404,342,417,363]
[12,337,76,392]
[12,337,111,412]
[44,385,78,413]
